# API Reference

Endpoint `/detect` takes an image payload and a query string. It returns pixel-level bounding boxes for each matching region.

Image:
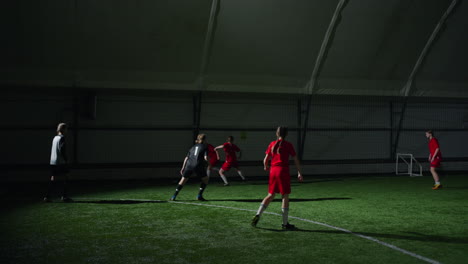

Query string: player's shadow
[207,198,351,203]
[255,228,468,244]
[73,199,168,204]
[245,179,344,186]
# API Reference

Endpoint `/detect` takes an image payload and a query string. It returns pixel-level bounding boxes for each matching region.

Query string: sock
[62,178,68,198]
[435,181,440,185]
[173,184,183,198]
[220,174,229,184]
[45,180,55,198]
[198,182,207,197]
[282,208,289,225]
[237,171,245,180]
[256,204,267,216]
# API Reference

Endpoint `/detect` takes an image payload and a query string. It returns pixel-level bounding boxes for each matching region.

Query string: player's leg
[278,169,295,230]
[281,194,296,230]
[197,166,209,201]
[252,193,275,227]
[170,174,190,201]
[430,166,442,189]
[44,174,55,202]
[61,167,73,202]
[234,167,246,181]
[219,163,230,186]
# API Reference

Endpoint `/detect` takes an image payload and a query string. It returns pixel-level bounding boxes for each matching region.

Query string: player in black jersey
[170,134,210,201]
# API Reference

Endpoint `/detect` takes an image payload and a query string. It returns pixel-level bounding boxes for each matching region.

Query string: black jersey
[185,143,208,169]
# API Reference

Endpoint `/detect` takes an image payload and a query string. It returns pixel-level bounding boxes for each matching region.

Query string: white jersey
[50,135,67,165]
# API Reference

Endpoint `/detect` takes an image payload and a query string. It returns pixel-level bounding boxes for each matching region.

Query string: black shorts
[182,165,207,178]
[50,165,70,176]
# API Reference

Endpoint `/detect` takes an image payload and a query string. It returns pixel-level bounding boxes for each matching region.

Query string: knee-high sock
[256,204,267,216]
[62,178,68,198]
[282,208,289,225]
[45,180,55,198]
[219,172,229,184]
[237,170,245,180]
[198,182,207,197]
[172,184,183,198]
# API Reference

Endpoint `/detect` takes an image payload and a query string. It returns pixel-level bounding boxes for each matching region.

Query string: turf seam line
[78,198,441,264]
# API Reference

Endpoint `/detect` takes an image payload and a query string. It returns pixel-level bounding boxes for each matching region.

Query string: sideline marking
[78,198,441,264]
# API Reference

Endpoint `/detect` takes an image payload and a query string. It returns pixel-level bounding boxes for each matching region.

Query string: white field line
[78,198,441,264]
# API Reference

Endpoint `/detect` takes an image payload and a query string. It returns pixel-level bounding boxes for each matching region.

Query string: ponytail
[272,126,288,155]
[195,134,206,144]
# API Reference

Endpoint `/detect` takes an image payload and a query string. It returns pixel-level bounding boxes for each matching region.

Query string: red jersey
[265,139,296,167]
[207,144,217,160]
[428,138,442,158]
[223,143,240,162]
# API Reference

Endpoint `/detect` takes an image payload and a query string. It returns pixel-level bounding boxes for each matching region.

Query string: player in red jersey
[214,136,245,186]
[251,126,303,230]
[207,142,220,179]
[426,130,443,190]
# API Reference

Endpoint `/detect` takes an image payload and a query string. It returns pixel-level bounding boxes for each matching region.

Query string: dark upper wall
[0,0,466,97]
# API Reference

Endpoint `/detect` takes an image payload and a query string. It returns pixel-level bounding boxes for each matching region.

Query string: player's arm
[203,148,209,162]
[293,155,303,182]
[59,137,68,162]
[180,156,188,176]
[238,150,242,160]
[431,148,440,162]
[214,145,222,159]
[214,145,224,151]
[263,154,271,171]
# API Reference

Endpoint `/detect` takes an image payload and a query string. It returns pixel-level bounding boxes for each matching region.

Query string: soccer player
[214,136,245,186]
[426,130,443,190]
[170,134,210,201]
[251,126,303,230]
[44,123,72,202]
[207,142,220,179]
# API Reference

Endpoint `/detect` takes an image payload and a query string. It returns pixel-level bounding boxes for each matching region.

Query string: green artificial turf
[1,174,467,264]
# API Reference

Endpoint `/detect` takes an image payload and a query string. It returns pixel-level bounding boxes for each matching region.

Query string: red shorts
[209,157,219,167]
[268,166,291,195]
[431,156,442,168]
[221,161,238,171]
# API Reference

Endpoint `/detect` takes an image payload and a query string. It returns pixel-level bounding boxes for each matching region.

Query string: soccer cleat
[251,215,260,227]
[169,196,176,201]
[224,183,230,186]
[197,196,207,201]
[432,184,442,190]
[43,197,53,203]
[282,223,297,230]
[61,197,73,203]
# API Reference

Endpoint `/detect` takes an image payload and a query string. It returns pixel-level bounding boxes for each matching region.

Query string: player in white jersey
[44,123,72,202]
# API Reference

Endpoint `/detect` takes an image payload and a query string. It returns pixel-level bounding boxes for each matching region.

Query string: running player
[214,136,245,186]
[426,130,443,190]
[170,134,210,201]
[251,126,303,230]
[44,123,73,202]
[207,142,220,179]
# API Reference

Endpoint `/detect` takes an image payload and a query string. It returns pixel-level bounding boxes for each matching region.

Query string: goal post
[396,153,422,177]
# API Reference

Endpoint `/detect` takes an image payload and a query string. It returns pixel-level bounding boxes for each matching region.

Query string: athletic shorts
[221,161,238,171]
[268,166,291,195]
[182,165,207,178]
[431,156,442,168]
[50,165,70,176]
[209,158,220,167]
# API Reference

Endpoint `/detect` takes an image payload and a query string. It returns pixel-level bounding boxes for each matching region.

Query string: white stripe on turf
[78,198,441,264]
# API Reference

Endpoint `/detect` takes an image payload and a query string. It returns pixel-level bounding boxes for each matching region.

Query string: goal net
[396,153,422,177]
